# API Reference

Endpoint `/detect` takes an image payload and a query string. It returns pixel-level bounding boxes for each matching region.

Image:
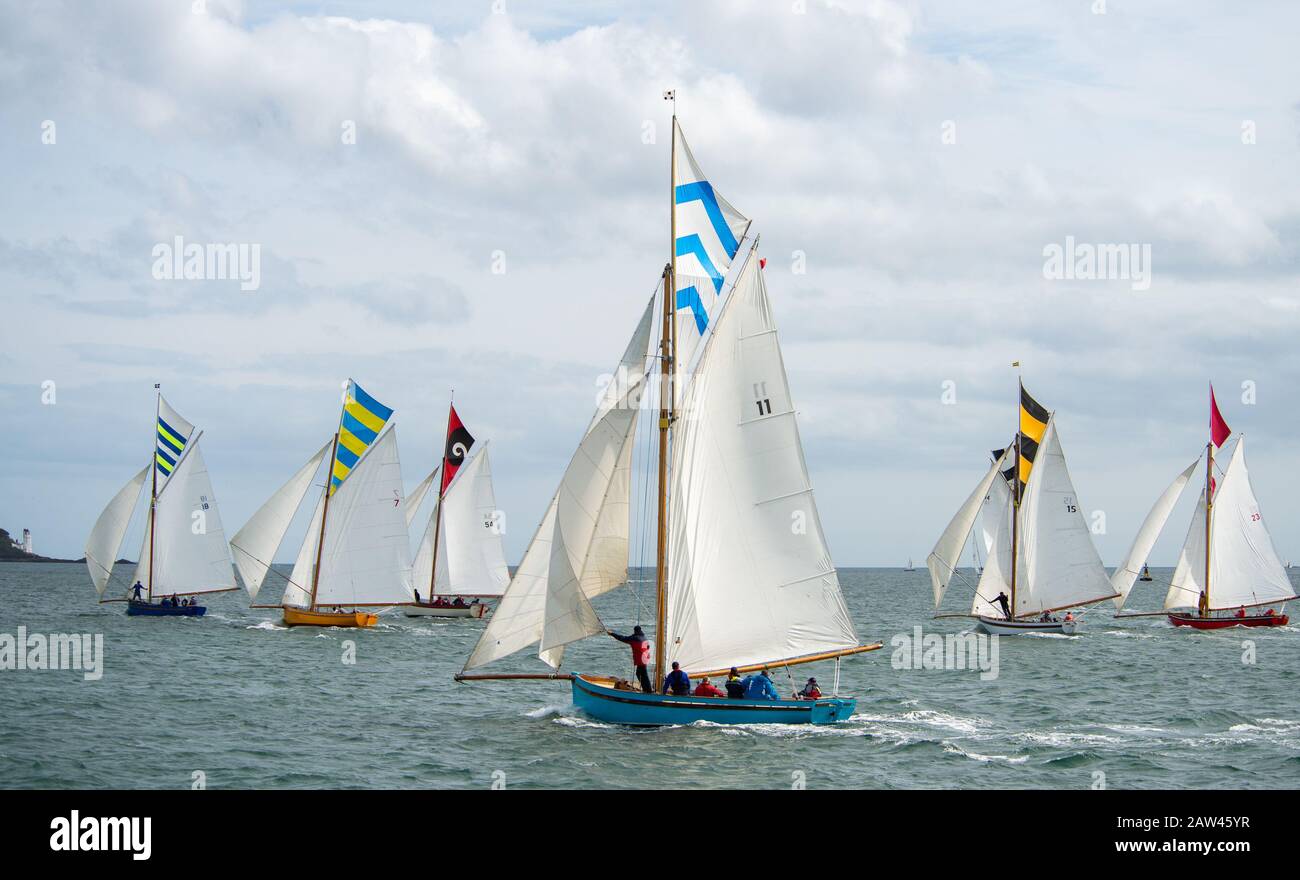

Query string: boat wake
[942,742,1028,764]
[245,620,286,631]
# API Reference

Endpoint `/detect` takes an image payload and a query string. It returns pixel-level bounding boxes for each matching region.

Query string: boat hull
[570,673,854,726]
[1168,612,1288,630]
[126,600,205,617]
[404,602,488,619]
[975,616,1078,636]
[282,607,378,628]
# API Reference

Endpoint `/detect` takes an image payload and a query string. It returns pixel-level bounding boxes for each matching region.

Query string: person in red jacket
[608,626,653,693]
[692,676,724,698]
[797,677,822,700]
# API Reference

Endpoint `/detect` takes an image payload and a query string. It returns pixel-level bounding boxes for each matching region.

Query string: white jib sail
[1165,488,1207,611]
[402,466,439,529]
[412,445,509,598]
[310,425,413,607]
[1015,416,1118,615]
[666,251,858,672]
[130,437,236,597]
[1111,457,1199,610]
[463,294,655,672]
[229,441,331,601]
[972,480,1014,617]
[1166,438,1294,611]
[927,450,1009,609]
[85,464,149,597]
[283,493,324,609]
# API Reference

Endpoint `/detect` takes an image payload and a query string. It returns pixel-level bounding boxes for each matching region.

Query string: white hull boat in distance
[404,600,488,619]
[976,615,1078,636]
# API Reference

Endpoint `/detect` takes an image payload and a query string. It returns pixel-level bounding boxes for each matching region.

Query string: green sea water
[2,562,1298,789]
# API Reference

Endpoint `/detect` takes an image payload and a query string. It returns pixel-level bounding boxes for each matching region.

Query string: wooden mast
[428,393,452,604]
[147,383,160,602]
[653,97,677,691]
[1009,374,1020,620]
[1202,383,1214,617]
[310,429,341,611]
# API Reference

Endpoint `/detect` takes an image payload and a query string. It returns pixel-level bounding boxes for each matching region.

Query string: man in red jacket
[692,676,724,698]
[608,626,653,693]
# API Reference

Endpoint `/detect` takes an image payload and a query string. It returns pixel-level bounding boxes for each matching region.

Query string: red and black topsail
[441,405,475,494]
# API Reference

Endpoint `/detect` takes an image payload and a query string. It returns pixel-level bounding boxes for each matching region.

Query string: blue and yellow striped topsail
[331,380,394,494]
[672,118,751,379]
[155,396,194,481]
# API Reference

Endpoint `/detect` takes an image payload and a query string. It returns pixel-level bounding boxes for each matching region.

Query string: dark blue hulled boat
[126,599,206,617]
[455,109,882,723]
[571,674,854,726]
[84,389,240,617]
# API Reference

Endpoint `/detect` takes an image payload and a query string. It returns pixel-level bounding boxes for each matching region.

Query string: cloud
[2,0,1299,570]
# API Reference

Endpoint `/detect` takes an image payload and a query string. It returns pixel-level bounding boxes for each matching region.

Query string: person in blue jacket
[741,669,779,701]
[661,661,690,696]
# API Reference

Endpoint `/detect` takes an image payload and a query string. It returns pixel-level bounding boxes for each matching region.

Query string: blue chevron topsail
[673,119,751,380]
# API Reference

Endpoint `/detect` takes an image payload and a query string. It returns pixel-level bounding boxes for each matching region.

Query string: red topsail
[441,404,475,494]
[1209,385,1231,448]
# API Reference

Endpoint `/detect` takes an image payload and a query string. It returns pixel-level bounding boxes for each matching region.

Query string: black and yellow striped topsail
[1016,383,1050,492]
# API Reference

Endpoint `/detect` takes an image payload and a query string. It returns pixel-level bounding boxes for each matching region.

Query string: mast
[309,431,340,610]
[654,93,677,690]
[1202,384,1214,616]
[1010,375,1021,619]
[147,383,160,601]
[429,393,452,602]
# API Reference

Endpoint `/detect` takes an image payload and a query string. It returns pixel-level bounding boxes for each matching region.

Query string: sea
[2,563,1298,789]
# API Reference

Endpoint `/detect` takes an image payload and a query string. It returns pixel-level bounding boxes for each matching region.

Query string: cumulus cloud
[2,0,1299,569]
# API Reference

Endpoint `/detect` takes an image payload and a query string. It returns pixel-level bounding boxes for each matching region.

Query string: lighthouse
[22,529,31,555]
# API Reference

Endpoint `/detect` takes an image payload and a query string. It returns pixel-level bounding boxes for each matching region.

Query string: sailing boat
[85,388,237,616]
[405,401,509,618]
[903,558,915,572]
[927,380,1119,635]
[1112,385,1294,628]
[455,101,879,726]
[230,380,414,628]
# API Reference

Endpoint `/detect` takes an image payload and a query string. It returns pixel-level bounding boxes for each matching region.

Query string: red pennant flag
[441,404,475,494]
[1209,385,1231,448]
[759,258,766,269]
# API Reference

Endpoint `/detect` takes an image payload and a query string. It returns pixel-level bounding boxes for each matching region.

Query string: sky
[2,0,1299,570]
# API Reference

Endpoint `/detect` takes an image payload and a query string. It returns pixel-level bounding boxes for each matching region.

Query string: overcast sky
[2,0,1299,569]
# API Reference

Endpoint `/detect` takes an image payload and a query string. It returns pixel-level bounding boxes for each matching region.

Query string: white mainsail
[1164,438,1295,611]
[1111,457,1199,610]
[665,251,858,672]
[309,426,413,607]
[1015,417,1118,615]
[229,441,331,602]
[128,437,236,597]
[412,445,509,598]
[926,451,1009,609]
[463,294,655,671]
[85,464,149,597]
